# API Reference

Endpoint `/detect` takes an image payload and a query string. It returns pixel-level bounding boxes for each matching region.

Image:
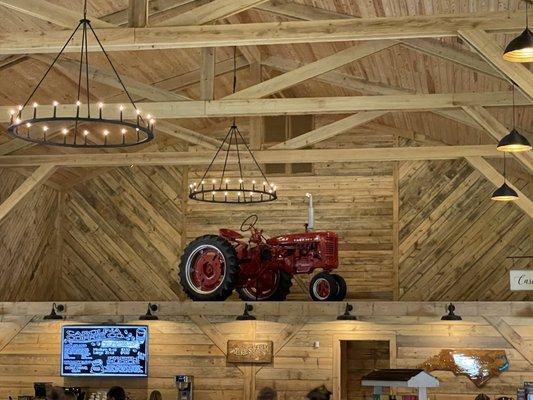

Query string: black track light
[43,303,64,320]
[337,303,357,321]
[236,303,256,321]
[139,303,159,320]
[441,303,462,321]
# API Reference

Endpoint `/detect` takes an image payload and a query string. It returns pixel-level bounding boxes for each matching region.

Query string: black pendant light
[236,303,256,321]
[441,303,462,321]
[6,0,154,148]
[189,47,277,204]
[497,85,531,153]
[491,153,519,202]
[503,1,533,63]
[336,303,357,321]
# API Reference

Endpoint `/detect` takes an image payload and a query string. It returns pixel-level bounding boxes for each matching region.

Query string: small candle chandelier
[6,0,154,148]
[189,48,277,204]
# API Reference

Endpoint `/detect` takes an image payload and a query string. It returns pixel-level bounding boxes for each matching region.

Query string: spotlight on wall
[43,303,64,320]
[441,303,462,321]
[337,303,357,321]
[236,303,256,321]
[139,303,159,320]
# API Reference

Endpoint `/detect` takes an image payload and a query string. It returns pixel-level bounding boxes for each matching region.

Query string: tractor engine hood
[267,231,338,245]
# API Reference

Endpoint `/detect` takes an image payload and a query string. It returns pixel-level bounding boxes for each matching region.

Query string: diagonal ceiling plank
[465,156,533,218]
[225,41,397,100]
[459,29,533,101]
[153,0,269,26]
[256,1,502,79]
[269,111,388,149]
[0,164,57,224]
[0,0,113,28]
[462,105,533,173]
[485,316,533,366]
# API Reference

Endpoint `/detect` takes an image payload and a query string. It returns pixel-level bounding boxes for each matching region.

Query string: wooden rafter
[225,41,397,100]
[0,145,501,168]
[485,316,533,366]
[2,92,527,121]
[462,105,533,173]
[0,164,56,224]
[465,156,533,218]
[459,29,533,101]
[0,11,526,54]
[270,111,388,149]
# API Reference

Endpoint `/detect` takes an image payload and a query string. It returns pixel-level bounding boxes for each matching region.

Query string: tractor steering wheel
[240,214,258,232]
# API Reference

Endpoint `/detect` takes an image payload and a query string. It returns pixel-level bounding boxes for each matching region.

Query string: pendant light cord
[512,84,516,128]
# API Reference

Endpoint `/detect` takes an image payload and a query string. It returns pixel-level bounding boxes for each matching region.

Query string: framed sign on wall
[509,270,533,291]
[227,340,273,363]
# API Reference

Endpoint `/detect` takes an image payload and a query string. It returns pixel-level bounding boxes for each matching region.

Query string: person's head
[47,387,65,400]
[258,387,277,400]
[107,387,126,400]
[306,385,332,400]
[149,391,162,400]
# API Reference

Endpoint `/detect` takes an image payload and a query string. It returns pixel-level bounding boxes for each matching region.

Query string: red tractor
[179,194,346,301]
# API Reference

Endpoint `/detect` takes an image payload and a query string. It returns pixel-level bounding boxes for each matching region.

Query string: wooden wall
[399,158,532,301]
[60,163,187,301]
[0,169,59,300]
[0,302,532,400]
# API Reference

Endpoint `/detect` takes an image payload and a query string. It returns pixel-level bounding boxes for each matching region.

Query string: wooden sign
[510,270,533,291]
[227,340,273,363]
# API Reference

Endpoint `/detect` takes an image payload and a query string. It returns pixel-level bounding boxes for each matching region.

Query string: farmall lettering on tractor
[179,194,347,301]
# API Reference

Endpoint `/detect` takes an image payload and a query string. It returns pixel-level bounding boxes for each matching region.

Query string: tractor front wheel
[309,272,340,301]
[238,270,292,301]
[179,235,239,301]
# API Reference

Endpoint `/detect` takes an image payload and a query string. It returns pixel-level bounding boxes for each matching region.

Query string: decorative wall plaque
[227,340,273,363]
[420,349,509,387]
[510,270,533,291]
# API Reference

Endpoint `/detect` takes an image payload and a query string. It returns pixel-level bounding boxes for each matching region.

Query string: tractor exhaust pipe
[305,193,314,232]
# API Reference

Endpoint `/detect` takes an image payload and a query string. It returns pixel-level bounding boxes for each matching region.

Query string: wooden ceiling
[0,0,530,194]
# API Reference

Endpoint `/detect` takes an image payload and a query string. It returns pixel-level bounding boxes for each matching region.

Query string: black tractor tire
[237,270,293,301]
[309,272,340,301]
[330,273,347,301]
[179,235,239,301]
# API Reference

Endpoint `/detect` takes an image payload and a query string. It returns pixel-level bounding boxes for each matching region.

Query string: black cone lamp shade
[441,303,462,321]
[236,303,256,321]
[337,303,357,321]
[503,28,533,62]
[497,128,532,153]
[491,182,519,202]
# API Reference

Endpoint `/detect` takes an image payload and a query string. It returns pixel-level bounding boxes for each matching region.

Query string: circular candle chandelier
[189,48,277,204]
[6,0,154,148]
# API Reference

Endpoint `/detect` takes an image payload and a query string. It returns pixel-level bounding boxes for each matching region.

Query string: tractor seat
[219,228,243,240]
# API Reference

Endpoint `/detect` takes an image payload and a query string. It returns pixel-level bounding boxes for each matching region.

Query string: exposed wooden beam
[128,0,149,28]
[0,145,501,168]
[0,0,114,28]
[485,316,533,366]
[270,111,388,149]
[225,42,396,100]
[154,0,268,26]
[157,120,225,150]
[2,92,527,121]
[0,54,26,71]
[465,156,533,218]
[0,164,56,223]
[200,47,216,100]
[256,1,502,79]
[459,29,533,101]
[462,105,533,173]
[0,316,33,352]
[0,11,525,54]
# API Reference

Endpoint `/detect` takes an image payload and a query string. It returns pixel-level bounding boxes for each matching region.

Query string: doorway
[339,340,391,400]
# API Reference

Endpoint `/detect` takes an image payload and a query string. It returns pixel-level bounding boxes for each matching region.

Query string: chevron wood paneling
[399,158,531,301]
[60,163,187,301]
[0,169,58,300]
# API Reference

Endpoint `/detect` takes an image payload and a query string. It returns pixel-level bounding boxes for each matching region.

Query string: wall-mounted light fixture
[337,303,357,321]
[441,303,462,321]
[236,303,256,321]
[139,303,159,320]
[43,303,64,320]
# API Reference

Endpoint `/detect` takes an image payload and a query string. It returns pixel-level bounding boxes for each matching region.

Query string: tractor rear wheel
[179,235,239,301]
[309,272,340,301]
[238,270,292,301]
[330,274,347,301]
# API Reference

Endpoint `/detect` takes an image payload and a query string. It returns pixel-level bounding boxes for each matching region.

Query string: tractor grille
[325,237,337,256]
